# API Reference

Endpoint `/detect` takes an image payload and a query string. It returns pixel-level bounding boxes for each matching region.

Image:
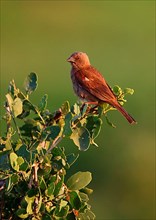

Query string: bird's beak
[67,56,75,63]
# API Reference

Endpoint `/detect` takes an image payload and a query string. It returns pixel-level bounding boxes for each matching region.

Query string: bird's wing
[74,66,116,103]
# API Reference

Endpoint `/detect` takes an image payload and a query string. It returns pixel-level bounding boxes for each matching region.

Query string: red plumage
[67,52,136,124]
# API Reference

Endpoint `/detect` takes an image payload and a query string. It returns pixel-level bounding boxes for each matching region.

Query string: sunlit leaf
[6,93,13,110]
[12,97,23,117]
[61,101,70,114]
[124,87,134,95]
[70,127,90,151]
[80,187,93,195]
[67,171,92,190]
[16,208,28,219]
[10,152,19,171]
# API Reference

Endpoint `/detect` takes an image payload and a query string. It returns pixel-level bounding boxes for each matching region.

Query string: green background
[1,1,155,219]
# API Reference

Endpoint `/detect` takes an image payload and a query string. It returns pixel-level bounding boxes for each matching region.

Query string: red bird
[67,52,136,124]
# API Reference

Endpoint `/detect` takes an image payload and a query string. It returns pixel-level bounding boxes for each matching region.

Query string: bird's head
[67,52,90,69]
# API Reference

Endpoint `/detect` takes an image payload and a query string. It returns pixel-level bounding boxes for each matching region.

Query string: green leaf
[20,161,29,171]
[105,115,116,128]
[25,195,35,214]
[24,72,38,94]
[11,173,19,184]
[10,152,19,171]
[16,144,30,162]
[6,93,13,110]
[8,79,18,96]
[86,116,102,140]
[54,175,64,196]
[80,187,93,195]
[63,112,72,136]
[54,204,69,218]
[80,103,88,117]
[66,171,92,190]
[39,176,47,190]
[45,182,55,197]
[17,156,24,165]
[69,191,81,210]
[61,101,70,114]
[78,209,96,220]
[16,208,28,219]
[44,125,61,140]
[70,127,90,151]
[71,103,80,115]
[27,188,38,197]
[12,97,23,117]
[38,94,48,112]
[113,85,122,96]
[0,150,10,170]
[66,153,79,166]
[124,87,134,95]
[42,213,52,220]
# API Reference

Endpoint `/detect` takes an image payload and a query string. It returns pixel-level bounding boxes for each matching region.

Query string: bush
[0,73,135,219]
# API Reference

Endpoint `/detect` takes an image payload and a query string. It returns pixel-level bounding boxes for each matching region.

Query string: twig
[46,136,63,155]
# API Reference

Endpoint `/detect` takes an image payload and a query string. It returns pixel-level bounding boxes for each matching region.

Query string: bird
[67,52,136,124]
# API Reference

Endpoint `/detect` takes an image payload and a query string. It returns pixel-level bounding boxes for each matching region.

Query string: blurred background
[1,1,155,219]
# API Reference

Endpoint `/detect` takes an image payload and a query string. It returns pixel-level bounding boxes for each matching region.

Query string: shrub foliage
[0,73,134,219]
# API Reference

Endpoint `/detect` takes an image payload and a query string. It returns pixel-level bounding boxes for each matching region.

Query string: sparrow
[67,52,136,124]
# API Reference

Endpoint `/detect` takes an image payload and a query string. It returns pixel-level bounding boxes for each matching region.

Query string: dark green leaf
[45,182,55,197]
[54,204,69,218]
[42,213,52,220]
[63,112,72,136]
[66,153,79,166]
[24,72,38,94]
[86,116,102,140]
[54,175,64,196]
[20,161,29,171]
[16,144,30,162]
[69,191,81,210]
[70,127,90,151]
[80,103,88,117]
[0,150,10,170]
[113,85,122,96]
[66,212,76,220]
[16,208,28,219]
[44,125,61,140]
[67,171,92,190]
[27,188,38,197]
[38,94,48,112]
[11,173,19,184]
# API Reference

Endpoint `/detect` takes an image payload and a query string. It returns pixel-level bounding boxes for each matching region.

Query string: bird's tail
[114,103,137,124]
